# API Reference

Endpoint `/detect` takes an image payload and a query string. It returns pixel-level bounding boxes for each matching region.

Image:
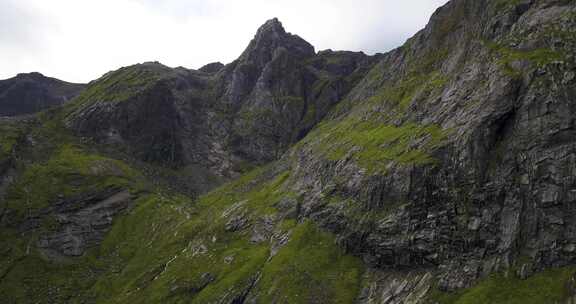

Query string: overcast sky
[1,0,449,83]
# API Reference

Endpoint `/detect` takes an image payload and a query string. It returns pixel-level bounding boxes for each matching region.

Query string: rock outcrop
[33,188,133,259]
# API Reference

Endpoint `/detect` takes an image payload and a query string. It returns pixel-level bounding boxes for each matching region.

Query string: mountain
[1,0,576,303]
[0,72,85,117]
[64,19,380,194]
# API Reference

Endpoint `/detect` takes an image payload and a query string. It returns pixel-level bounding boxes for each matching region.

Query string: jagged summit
[64,15,378,175]
[238,18,315,65]
[219,18,320,106]
[14,72,45,80]
[255,17,286,36]
[199,61,224,73]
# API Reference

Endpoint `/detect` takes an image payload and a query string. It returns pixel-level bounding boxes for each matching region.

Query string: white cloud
[0,0,448,83]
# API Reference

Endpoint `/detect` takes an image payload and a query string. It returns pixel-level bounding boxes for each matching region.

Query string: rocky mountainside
[1,0,576,303]
[64,18,380,194]
[0,72,85,117]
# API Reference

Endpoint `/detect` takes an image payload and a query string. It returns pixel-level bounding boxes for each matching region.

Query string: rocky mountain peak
[14,72,47,81]
[218,18,318,105]
[255,17,286,37]
[199,61,225,73]
[238,18,315,65]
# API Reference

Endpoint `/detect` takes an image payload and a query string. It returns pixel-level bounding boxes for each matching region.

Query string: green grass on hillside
[4,144,141,217]
[484,41,565,78]
[428,267,576,304]
[72,64,169,106]
[257,221,364,304]
[302,116,446,173]
[0,121,26,162]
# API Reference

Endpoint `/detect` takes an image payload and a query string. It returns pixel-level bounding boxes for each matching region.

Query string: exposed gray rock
[250,214,275,244]
[274,0,576,297]
[29,188,133,259]
[198,62,224,74]
[358,270,433,304]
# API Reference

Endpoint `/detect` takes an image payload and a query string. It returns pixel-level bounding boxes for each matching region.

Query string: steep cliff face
[1,0,576,303]
[0,73,85,117]
[279,0,576,301]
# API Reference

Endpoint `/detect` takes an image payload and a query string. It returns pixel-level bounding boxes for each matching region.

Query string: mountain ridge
[0,72,85,117]
[1,0,576,303]
[60,18,382,195]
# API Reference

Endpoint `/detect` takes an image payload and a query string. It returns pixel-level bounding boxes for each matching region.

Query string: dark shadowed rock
[198,62,225,73]
[34,188,133,258]
[0,72,85,116]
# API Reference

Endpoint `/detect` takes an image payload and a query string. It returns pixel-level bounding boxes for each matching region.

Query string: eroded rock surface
[35,188,133,258]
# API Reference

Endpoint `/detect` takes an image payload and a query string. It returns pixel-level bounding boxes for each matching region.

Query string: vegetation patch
[4,144,140,216]
[305,116,446,173]
[257,221,364,304]
[366,70,448,110]
[484,41,565,78]
[198,168,291,216]
[85,193,268,304]
[493,0,523,11]
[0,120,27,162]
[68,167,360,303]
[72,64,170,106]
[428,267,576,304]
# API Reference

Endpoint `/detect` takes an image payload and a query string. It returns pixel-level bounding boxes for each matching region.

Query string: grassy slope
[0,120,27,163]
[72,63,171,106]
[0,113,147,302]
[87,168,364,304]
[0,112,364,303]
[428,267,576,304]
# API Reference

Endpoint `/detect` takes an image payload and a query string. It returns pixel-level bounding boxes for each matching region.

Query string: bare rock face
[199,62,225,74]
[219,17,316,106]
[0,72,85,116]
[272,0,576,300]
[34,188,133,258]
[65,66,188,165]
